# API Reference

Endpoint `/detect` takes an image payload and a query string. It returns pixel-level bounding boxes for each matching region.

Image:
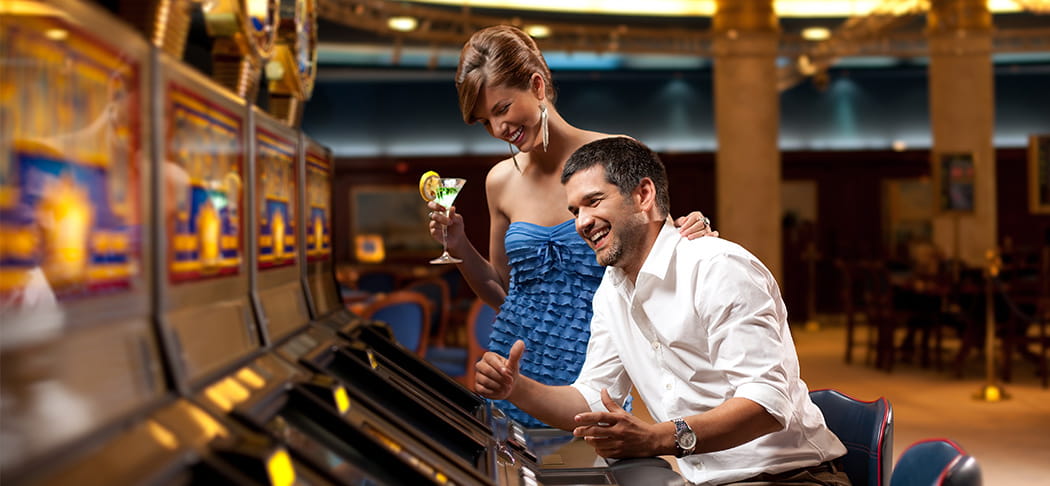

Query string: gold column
[712,0,783,281]
[927,0,997,266]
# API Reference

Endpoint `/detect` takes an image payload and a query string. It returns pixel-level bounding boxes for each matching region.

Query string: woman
[428,25,716,427]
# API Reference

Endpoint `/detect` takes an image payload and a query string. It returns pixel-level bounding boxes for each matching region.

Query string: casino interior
[1,0,1048,485]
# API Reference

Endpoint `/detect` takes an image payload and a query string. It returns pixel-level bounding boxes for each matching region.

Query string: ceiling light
[44,28,69,41]
[388,16,418,32]
[802,27,830,41]
[524,25,551,38]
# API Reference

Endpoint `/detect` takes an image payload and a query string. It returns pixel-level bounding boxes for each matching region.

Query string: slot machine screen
[166,87,244,283]
[302,137,341,317]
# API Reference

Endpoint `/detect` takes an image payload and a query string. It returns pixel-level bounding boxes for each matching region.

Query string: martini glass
[430,178,466,264]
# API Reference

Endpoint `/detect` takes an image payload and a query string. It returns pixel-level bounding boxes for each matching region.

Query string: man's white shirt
[571,219,845,485]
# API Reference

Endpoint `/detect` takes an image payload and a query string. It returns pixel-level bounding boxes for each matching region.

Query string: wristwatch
[672,417,697,457]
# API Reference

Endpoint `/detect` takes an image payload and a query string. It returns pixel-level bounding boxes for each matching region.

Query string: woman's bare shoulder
[486,157,518,191]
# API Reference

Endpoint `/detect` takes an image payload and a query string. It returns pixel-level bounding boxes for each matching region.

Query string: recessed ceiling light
[524,25,551,38]
[388,16,418,32]
[802,27,830,41]
[44,28,68,41]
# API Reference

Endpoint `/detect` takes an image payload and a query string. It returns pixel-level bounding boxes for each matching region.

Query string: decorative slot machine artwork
[165,87,244,282]
[304,147,331,262]
[1,17,142,300]
[257,130,296,269]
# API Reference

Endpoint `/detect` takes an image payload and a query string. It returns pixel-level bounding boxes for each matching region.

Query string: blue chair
[425,298,497,388]
[890,439,981,486]
[404,277,451,343]
[361,290,431,357]
[355,270,398,294]
[810,389,894,486]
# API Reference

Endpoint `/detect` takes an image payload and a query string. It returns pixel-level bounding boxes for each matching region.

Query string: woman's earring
[540,103,549,152]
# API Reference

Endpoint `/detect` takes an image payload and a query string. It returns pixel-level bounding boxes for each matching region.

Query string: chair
[890,439,982,486]
[809,389,893,486]
[360,290,431,357]
[403,277,452,343]
[355,270,398,294]
[424,298,497,388]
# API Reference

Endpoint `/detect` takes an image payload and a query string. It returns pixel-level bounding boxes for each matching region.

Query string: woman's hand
[676,211,718,240]
[427,201,467,253]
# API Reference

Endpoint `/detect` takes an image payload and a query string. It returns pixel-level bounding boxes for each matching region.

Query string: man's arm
[572,392,781,459]
[475,340,591,430]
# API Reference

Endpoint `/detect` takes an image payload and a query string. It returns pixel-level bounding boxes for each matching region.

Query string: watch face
[680,430,697,449]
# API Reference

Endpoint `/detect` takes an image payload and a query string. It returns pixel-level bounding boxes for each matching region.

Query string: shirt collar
[607,217,680,288]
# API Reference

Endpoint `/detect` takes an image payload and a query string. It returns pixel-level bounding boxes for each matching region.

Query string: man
[474,137,849,485]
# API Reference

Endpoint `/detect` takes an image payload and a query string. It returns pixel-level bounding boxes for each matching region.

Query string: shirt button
[665,383,672,390]
[651,341,660,350]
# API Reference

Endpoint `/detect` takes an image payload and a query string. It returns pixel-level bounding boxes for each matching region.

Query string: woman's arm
[428,162,512,309]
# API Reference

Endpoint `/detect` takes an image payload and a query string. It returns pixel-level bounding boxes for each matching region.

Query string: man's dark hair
[561,137,670,217]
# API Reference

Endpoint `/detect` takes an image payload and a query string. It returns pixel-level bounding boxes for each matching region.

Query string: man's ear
[635,177,657,213]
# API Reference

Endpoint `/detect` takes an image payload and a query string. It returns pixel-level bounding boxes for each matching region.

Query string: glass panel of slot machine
[250,106,312,344]
[0,0,173,482]
[297,134,353,329]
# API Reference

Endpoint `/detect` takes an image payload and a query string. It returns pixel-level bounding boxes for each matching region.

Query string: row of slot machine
[1,1,687,486]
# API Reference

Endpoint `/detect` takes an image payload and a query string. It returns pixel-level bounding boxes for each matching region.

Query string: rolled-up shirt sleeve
[572,285,632,412]
[699,253,793,427]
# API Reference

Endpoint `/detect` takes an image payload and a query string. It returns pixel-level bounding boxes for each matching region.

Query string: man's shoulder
[676,235,753,261]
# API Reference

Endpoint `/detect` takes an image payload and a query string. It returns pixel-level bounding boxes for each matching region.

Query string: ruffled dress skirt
[488,220,610,428]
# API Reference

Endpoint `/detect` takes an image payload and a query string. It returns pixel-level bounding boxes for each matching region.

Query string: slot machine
[0,2,310,484]
[297,134,355,329]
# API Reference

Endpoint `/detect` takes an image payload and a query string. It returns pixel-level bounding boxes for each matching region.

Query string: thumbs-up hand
[474,340,524,400]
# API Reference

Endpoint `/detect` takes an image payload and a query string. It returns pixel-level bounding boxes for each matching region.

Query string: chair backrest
[463,298,497,388]
[890,439,981,486]
[810,389,894,486]
[403,277,451,342]
[361,290,431,356]
[355,270,398,293]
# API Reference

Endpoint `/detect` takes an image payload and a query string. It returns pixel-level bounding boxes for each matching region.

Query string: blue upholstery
[404,277,451,341]
[810,389,894,486]
[891,439,982,486]
[363,290,431,356]
[424,298,497,387]
[356,271,397,293]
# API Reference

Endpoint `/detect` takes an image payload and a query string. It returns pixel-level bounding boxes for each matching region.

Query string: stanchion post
[975,247,1009,401]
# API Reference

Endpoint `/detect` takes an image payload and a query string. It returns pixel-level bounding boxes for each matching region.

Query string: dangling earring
[508,142,521,172]
[540,103,549,152]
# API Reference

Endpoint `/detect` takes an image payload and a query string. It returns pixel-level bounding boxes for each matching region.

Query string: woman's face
[470,84,542,153]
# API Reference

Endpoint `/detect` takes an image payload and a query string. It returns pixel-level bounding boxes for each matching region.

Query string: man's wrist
[672,417,697,457]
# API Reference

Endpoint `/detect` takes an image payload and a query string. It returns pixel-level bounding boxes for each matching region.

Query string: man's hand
[572,389,670,458]
[474,340,524,400]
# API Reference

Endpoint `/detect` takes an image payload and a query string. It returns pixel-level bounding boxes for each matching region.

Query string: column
[928,0,997,266]
[712,0,782,281]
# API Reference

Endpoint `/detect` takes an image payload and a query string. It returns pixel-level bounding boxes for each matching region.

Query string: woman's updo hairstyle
[455,25,555,124]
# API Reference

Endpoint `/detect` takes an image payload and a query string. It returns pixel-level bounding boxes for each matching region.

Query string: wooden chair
[836,259,868,364]
[360,290,431,357]
[999,246,1049,388]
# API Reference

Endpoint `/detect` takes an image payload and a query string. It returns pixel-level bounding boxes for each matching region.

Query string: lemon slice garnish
[419,170,440,201]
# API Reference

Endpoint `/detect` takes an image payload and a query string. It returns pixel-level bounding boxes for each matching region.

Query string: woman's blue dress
[488,220,606,428]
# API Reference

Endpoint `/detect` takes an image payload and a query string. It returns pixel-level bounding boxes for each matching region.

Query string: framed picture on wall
[933,152,976,213]
[350,185,441,261]
[1029,134,1050,214]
